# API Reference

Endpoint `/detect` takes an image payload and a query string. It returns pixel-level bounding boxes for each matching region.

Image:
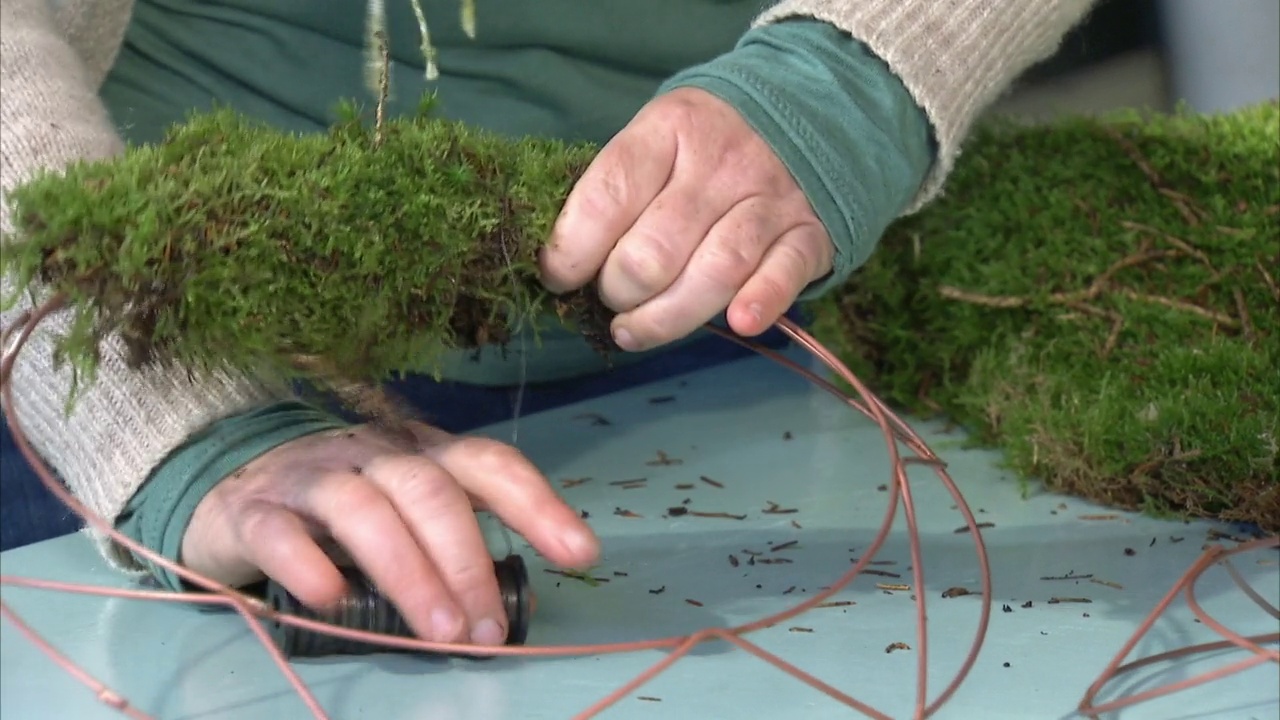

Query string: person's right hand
[178,421,600,646]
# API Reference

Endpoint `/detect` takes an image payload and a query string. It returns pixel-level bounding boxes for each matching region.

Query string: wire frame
[1,296,1275,719]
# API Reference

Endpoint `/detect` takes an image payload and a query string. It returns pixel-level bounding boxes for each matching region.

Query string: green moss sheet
[808,101,1279,531]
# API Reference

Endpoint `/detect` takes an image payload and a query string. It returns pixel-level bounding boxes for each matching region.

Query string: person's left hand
[539,87,834,352]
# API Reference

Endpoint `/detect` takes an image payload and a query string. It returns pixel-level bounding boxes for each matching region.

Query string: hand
[540,87,834,351]
[180,422,599,645]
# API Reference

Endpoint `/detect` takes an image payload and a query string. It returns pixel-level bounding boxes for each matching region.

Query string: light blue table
[2,353,1277,719]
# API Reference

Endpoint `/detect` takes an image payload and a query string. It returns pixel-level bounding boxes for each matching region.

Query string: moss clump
[1,97,611,393]
[807,101,1279,531]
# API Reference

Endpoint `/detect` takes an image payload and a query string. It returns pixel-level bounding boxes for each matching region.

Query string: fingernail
[559,525,599,560]
[613,327,637,351]
[431,607,463,641]
[747,302,763,322]
[471,617,506,646]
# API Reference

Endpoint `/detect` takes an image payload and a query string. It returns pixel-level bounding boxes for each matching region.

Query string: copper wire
[0,296,1275,719]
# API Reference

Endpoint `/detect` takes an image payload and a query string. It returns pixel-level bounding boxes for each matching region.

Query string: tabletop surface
[2,352,1277,720]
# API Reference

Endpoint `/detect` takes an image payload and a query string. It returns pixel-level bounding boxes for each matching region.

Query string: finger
[360,454,509,646]
[727,223,832,337]
[413,433,600,570]
[595,177,728,313]
[539,117,677,294]
[609,195,790,351]
[233,502,348,609]
[297,470,469,644]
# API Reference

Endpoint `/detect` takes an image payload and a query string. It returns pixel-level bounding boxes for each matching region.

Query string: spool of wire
[261,554,533,658]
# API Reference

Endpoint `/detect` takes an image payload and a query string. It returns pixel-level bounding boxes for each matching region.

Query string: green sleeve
[658,18,937,299]
[115,401,351,591]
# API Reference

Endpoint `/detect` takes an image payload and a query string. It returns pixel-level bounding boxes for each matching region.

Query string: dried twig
[954,522,996,534]
[1116,289,1240,328]
[1103,126,1203,226]
[1233,288,1257,343]
[1255,257,1280,303]
[688,510,747,520]
[877,583,911,592]
[938,248,1179,310]
[1120,221,1212,267]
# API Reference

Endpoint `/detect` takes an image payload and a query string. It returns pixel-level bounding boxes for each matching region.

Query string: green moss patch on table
[807,101,1279,531]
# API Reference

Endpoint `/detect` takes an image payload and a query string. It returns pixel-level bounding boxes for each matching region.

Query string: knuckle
[446,558,494,590]
[698,243,759,287]
[615,235,678,293]
[326,476,392,519]
[578,161,631,218]
[384,460,461,508]
[753,244,812,303]
[651,94,699,131]
[455,436,527,474]
[778,236,819,282]
[235,503,292,544]
[753,269,794,308]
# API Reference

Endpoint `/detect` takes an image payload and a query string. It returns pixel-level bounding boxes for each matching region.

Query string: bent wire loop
[1,297,1276,720]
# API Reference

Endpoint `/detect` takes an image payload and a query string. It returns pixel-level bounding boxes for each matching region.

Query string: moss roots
[3,95,1276,530]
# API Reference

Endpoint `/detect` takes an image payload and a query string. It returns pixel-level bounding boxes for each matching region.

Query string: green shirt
[107,0,936,584]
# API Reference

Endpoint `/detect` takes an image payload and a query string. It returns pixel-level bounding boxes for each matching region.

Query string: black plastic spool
[262,554,532,658]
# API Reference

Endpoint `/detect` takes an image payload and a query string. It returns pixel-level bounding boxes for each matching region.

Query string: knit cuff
[753,0,1098,213]
[657,19,934,299]
[115,401,351,591]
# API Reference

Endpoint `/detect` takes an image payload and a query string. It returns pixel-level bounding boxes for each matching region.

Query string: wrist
[115,401,351,591]
[658,18,936,299]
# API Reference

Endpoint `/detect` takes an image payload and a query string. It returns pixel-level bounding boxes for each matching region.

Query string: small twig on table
[1041,571,1093,581]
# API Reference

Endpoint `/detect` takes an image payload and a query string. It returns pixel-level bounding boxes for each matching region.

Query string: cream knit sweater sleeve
[1,0,290,568]
[756,0,1101,211]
